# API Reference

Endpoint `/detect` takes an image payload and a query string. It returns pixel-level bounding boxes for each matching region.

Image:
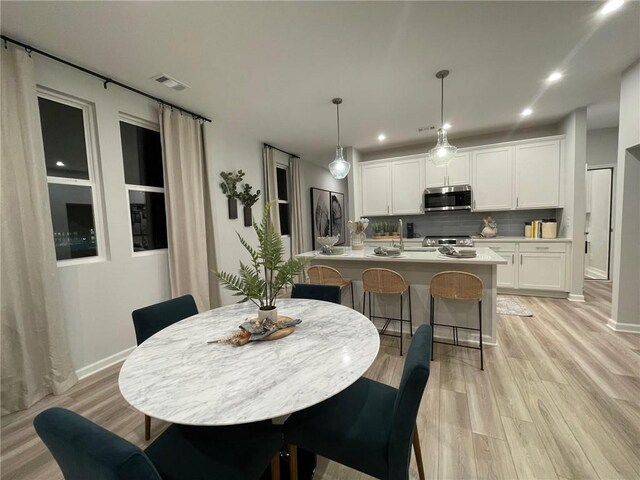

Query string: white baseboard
[607,318,640,334]
[568,294,585,302]
[76,346,135,380]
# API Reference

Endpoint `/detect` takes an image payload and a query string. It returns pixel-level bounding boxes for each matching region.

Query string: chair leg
[288,445,298,480]
[429,295,435,361]
[478,300,484,371]
[144,415,151,441]
[408,287,413,336]
[400,293,403,356]
[362,292,367,316]
[350,282,355,309]
[271,452,281,480]
[413,428,426,480]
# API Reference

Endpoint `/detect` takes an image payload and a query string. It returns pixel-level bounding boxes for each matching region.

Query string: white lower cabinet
[518,252,566,291]
[496,253,517,288]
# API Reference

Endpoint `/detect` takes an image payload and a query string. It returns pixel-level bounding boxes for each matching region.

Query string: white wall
[587,127,618,167]
[611,59,640,332]
[559,108,588,301]
[33,57,171,376]
[585,169,612,279]
[361,124,561,162]
[299,160,349,252]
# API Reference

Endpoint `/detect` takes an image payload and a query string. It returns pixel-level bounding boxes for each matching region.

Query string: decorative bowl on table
[317,235,340,254]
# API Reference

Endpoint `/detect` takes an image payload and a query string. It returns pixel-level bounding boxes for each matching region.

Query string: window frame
[119,113,168,257]
[276,162,291,238]
[37,88,107,267]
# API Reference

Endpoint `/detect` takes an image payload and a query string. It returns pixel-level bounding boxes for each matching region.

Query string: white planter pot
[258,306,278,323]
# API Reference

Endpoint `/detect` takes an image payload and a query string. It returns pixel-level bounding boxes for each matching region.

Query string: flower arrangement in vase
[347,218,369,250]
[219,170,245,219]
[217,202,309,322]
[481,216,497,237]
[237,183,261,227]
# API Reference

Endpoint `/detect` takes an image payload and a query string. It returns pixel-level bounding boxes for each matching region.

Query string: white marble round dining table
[118,298,380,426]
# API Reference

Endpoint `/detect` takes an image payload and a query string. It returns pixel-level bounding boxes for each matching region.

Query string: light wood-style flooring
[2,281,639,480]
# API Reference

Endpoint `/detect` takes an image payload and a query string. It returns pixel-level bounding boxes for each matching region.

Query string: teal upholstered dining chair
[34,407,283,480]
[131,294,198,440]
[283,324,432,480]
[291,283,342,304]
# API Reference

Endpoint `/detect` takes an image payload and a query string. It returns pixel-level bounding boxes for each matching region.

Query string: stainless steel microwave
[424,185,472,212]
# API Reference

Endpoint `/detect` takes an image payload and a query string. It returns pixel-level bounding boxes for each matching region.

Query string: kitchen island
[298,247,507,345]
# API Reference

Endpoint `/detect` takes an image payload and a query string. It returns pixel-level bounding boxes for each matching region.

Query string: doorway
[585,167,613,280]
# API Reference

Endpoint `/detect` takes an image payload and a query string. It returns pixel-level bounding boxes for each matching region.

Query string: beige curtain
[290,157,305,255]
[1,47,78,415]
[159,107,219,311]
[263,145,280,232]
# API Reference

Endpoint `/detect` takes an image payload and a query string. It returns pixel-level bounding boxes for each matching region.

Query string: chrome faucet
[397,219,404,252]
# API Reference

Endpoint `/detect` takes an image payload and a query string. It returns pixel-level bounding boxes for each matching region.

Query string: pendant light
[328,97,351,179]
[429,70,457,167]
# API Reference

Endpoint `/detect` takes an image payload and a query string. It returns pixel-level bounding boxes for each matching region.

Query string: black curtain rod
[1,34,212,123]
[264,143,300,159]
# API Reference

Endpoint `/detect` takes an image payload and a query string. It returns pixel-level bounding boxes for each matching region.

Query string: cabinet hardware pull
[473,199,476,210]
[536,246,550,249]
[520,255,523,265]
[516,196,519,207]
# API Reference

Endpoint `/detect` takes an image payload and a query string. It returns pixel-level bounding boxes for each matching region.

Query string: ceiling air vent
[151,73,190,91]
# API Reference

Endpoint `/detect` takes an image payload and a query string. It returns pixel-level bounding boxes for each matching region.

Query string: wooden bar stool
[362,268,413,355]
[307,265,355,308]
[429,271,484,370]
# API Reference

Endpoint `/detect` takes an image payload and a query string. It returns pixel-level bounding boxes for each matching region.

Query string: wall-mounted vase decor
[237,183,261,227]
[219,170,245,219]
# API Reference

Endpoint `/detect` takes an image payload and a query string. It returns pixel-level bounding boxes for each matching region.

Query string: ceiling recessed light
[600,0,624,15]
[377,134,386,141]
[55,161,65,167]
[521,108,533,117]
[442,123,452,130]
[547,71,563,83]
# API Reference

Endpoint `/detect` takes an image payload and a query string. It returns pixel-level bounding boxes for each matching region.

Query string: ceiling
[2,1,638,163]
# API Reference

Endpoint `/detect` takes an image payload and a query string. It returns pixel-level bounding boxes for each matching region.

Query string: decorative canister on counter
[524,222,532,238]
[541,219,558,239]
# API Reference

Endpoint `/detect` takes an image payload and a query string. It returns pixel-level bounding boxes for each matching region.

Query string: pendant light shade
[428,70,457,167]
[328,98,350,179]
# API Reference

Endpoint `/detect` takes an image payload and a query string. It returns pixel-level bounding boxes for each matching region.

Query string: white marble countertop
[299,247,507,265]
[119,298,379,426]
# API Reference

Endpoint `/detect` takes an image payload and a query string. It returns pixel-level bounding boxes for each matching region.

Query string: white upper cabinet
[425,152,469,187]
[446,152,470,186]
[391,157,424,214]
[360,162,391,216]
[471,146,513,211]
[514,140,561,209]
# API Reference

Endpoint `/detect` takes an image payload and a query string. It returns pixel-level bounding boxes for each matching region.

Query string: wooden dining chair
[430,271,484,370]
[34,407,283,480]
[131,295,198,440]
[307,265,355,307]
[283,325,432,480]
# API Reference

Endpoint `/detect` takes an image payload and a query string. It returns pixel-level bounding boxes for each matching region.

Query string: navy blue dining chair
[131,294,198,440]
[283,325,432,480]
[291,284,341,304]
[34,407,283,480]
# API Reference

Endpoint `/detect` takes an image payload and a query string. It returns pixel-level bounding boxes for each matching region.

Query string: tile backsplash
[365,209,561,238]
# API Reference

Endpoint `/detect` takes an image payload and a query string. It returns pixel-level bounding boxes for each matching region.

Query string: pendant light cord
[440,76,444,127]
[336,102,341,146]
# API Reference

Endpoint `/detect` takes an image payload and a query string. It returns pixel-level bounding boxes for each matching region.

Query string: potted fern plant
[217,202,309,322]
[237,183,261,227]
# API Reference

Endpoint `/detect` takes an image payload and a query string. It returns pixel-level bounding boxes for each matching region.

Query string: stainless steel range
[422,235,474,247]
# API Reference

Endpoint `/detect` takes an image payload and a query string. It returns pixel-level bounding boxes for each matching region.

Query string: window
[276,165,290,236]
[120,116,168,252]
[38,93,103,262]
